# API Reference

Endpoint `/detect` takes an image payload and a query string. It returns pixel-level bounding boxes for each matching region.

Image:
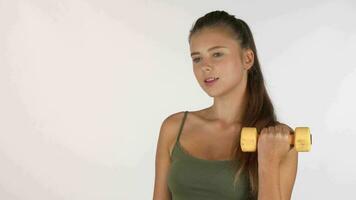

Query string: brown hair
[188,10,280,199]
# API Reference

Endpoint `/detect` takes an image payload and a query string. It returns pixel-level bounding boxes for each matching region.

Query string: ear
[242,48,254,70]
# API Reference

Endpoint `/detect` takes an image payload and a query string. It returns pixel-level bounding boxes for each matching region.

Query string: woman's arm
[258,148,298,200]
[258,161,281,200]
[153,112,184,200]
[257,124,299,200]
[153,115,175,200]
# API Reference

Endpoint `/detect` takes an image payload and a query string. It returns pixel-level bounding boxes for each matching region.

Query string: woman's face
[189,27,253,97]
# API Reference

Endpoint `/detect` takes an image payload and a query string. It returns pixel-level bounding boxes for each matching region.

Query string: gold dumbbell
[240,127,312,152]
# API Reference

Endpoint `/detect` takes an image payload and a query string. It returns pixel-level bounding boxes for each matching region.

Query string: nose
[202,66,211,72]
[201,59,212,72]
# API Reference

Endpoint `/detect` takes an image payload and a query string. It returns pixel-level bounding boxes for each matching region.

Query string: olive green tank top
[167,111,251,200]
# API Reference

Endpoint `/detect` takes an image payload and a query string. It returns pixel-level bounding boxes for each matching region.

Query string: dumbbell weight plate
[294,127,312,152]
[240,127,258,152]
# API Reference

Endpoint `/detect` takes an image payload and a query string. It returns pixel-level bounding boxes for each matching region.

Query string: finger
[280,123,293,134]
[260,127,266,134]
[260,127,268,137]
[275,125,283,136]
[281,126,290,135]
[268,126,275,135]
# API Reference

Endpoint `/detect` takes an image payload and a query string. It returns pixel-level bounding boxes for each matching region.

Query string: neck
[208,87,247,126]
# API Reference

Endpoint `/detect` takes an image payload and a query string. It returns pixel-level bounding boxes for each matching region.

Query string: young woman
[153,10,298,200]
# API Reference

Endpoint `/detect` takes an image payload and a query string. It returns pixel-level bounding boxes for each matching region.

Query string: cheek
[193,67,200,77]
[221,60,243,77]
[193,67,204,83]
[221,63,244,83]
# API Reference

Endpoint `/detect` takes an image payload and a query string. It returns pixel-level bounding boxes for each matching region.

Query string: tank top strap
[175,110,188,145]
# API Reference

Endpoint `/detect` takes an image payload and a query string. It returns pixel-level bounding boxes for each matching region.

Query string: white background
[1,0,355,199]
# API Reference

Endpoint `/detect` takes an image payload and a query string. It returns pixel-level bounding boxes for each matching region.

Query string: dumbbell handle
[255,132,313,145]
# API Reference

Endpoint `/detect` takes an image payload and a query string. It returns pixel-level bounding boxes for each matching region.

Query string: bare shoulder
[158,111,187,154]
[160,111,186,137]
[153,111,186,199]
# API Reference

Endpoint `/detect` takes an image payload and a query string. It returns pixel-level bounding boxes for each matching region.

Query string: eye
[192,57,201,63]
[213,52,223,57]
[192,52,223,63]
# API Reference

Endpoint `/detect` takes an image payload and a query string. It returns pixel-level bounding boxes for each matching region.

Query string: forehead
[189,27,239,54]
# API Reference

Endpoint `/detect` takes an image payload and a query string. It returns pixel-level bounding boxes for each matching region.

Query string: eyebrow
[190,46,227,57]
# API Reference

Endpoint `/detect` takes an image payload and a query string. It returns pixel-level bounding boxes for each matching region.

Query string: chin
[204,90,221,98]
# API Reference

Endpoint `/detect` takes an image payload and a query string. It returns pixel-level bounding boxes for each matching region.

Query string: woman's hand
[257,123,293,166]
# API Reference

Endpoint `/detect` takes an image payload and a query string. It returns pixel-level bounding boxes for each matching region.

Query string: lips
[204,77,219,83]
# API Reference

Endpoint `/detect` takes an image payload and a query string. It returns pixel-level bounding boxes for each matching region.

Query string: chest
[170,125,240,161]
